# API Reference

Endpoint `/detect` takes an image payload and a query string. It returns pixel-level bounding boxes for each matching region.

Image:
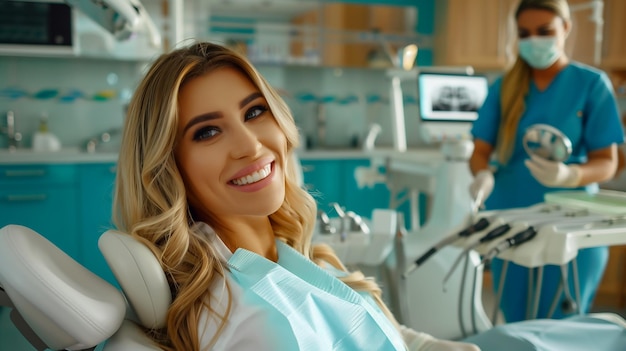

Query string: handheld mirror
[522,124,572,162]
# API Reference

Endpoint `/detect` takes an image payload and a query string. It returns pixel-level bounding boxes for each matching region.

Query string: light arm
[64,0,161,48]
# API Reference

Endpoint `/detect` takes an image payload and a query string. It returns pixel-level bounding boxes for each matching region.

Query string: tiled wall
[0,55,624,152]
[0,56,146,150]
[0,56,423,151]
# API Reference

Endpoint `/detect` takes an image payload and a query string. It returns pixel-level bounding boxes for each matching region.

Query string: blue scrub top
[472,62,624,210]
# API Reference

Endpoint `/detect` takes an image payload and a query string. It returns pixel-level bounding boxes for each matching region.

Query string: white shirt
[194,222,436,351]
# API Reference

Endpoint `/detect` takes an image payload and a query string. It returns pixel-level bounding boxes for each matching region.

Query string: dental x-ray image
[432,85,481,112]
[418,73,488,122]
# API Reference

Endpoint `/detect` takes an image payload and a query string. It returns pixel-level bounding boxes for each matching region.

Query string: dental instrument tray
[544,189,626,214]
[450,190,626,268]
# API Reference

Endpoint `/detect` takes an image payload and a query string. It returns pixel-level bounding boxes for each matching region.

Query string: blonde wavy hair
[113,42,398,350]
[496,0,570,164]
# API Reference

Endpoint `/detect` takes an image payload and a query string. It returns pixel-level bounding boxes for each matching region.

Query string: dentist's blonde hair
[496,0,570,164]
[114,42,399,350]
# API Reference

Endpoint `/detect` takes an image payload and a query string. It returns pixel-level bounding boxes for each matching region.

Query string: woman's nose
[230,124,262,159]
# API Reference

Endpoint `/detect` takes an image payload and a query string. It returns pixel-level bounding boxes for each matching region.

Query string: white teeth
[232,164,271,185]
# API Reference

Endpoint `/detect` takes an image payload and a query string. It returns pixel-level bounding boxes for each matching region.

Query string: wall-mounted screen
[418,72,489,123]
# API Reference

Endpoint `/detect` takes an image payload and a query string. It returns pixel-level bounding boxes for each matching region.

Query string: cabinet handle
[4,169,46,177]
[5,194,47,202]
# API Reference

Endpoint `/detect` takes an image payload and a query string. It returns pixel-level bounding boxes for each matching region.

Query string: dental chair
[0,224,170,350]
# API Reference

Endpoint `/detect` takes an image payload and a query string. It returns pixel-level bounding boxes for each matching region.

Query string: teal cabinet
[300,159,343,211]
[0,162,120,286]
[78,163,118,285]
[341,159,390,218]
[0,164,80,260]
[300,158,390,219]
[300,157,421,228]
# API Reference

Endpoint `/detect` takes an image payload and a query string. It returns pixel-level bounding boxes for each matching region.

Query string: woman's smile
[228,161,275,192]
[230,162,272,186]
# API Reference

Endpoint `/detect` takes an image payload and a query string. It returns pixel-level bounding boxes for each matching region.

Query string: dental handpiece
[442,223,513,287]
[481,226,538,264]
[402,217,491,279]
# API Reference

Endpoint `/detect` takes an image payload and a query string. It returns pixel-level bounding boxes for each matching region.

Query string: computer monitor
[417,71,489,142]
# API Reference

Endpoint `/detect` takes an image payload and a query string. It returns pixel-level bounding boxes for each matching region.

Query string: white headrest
[99,230,172,329]
[0,225,126,350]
[103,320,162,351]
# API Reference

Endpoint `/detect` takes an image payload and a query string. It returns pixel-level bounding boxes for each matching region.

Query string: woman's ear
[563,19,572,38]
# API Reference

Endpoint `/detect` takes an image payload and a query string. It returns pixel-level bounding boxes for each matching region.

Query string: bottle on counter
[32,112,61,152]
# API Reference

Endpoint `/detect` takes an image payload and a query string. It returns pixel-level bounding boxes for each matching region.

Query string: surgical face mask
[518,36,561,69]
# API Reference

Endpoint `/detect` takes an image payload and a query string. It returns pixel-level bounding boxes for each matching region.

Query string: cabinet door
[78,163,118,285]
[566,0,603,66]
[342,159,390,218]
[290,3,415,67]
[602,0,626,69]
[301,159,343,211]
[0,184,80,260]
[593,245,626,309]
[436,0,518,71]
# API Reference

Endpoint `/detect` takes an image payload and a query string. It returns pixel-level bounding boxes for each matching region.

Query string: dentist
[468,0,624,323]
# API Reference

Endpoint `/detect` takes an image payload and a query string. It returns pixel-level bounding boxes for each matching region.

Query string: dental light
[64,0,162,49]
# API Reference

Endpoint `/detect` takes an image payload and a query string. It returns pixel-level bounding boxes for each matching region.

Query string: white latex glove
[469,169,494,207]
[524,154,582,188]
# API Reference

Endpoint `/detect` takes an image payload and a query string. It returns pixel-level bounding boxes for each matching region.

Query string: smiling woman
[174,67,287,257]
[113,41,480,351]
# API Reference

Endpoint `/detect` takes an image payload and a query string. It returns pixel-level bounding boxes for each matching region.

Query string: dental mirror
[522,124,572,162]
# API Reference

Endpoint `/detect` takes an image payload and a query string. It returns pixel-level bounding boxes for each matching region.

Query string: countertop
[0,148,119,165]
[0,146,444,165]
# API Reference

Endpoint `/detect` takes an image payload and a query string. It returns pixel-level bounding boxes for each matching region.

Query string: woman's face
[517,8,569,47]
[175,67,287,223]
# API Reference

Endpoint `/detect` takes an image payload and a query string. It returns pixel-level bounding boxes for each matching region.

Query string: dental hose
[481,226,538,324]
[442,223,512,288]
[560,263,578,315]
[402,217,491,279]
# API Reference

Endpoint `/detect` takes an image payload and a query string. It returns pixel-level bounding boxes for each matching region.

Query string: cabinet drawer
[0,185,80,260]
[0,164,76,185]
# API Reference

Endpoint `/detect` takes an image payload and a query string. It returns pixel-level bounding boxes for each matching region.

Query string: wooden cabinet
[566,0,626,69]
[594,245,626,309]
[434,0,518,71]
[291,3,370,67]
[601,0,626,70]
[291,3,412,67]
[435,0,626,72]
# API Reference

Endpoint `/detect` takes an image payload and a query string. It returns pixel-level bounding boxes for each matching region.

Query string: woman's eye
[538,29,555,36]
[518,30,529,39]
[245,105,269,121]
[193,126,220,141]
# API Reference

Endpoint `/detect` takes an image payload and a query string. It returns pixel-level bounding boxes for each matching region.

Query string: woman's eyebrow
[182,92,264,134]
[183,111,222,134]
[239,92,263,108]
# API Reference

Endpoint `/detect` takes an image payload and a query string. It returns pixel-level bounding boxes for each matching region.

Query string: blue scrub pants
[491,246,609,322]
